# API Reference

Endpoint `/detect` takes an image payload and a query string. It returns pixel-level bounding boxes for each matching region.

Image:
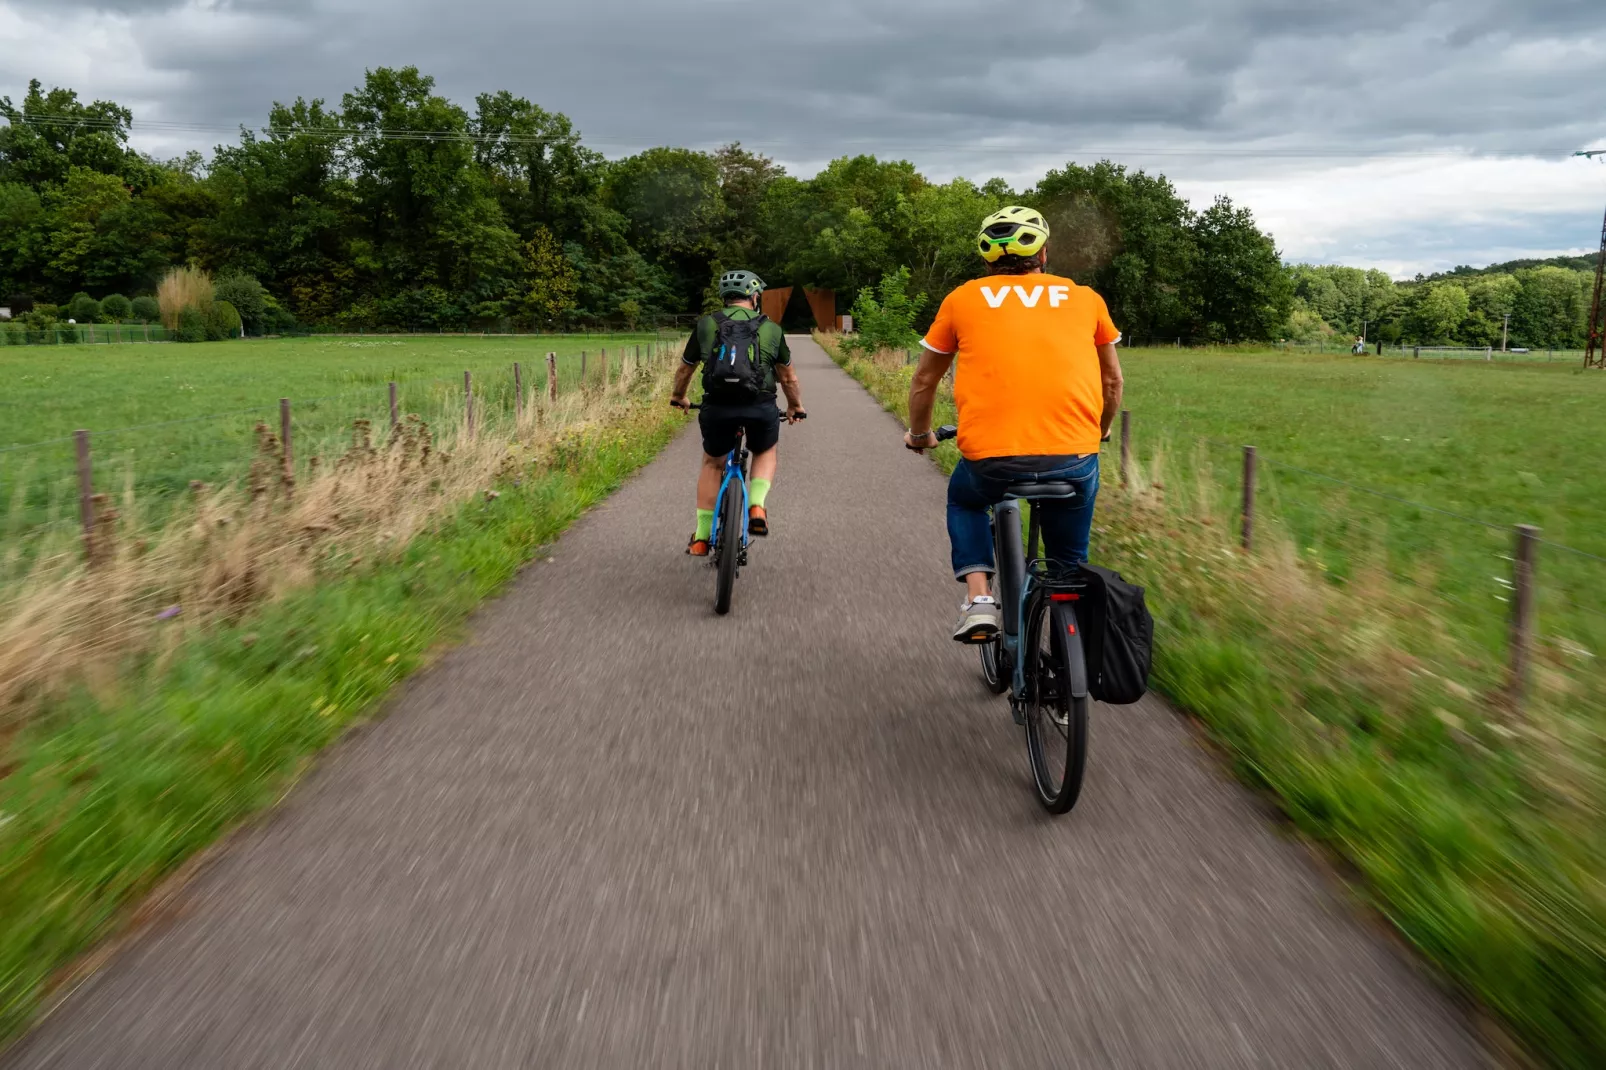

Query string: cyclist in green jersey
[671,270,806,555]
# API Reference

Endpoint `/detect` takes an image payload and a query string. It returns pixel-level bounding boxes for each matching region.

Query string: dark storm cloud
[9,0,1598,158]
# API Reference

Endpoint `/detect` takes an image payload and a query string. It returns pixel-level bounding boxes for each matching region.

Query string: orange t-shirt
[922,274,1120,460]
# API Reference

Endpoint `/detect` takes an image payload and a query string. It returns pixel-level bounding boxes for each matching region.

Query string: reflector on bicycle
[1049,592,1080,602]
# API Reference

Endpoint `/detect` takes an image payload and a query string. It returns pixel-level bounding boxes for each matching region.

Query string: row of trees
[7,68,1587,346]
[1,68,1298,341]
[1287,261,1598,349]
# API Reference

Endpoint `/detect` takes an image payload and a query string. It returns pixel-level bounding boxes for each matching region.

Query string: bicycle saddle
[1003,481,1077,500]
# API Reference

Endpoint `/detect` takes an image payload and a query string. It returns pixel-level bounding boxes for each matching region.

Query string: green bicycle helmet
[718,269,765,300]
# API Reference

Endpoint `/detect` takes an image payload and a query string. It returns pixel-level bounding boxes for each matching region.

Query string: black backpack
[701,311,769,403]
[1076,563,1154,705]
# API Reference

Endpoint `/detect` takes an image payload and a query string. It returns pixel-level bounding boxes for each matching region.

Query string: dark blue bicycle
[935,425,1091,813]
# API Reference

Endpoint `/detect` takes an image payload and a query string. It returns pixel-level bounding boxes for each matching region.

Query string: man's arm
[904,348,954,450]
[670,322,704,407]
[1097,341,1123,439]
[670,361,697,408]
[775,362,805,420]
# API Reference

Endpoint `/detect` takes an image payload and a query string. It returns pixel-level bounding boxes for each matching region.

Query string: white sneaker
[952,596,1001,643]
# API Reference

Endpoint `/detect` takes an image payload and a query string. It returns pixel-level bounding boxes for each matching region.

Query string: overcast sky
[4,0,1604,276]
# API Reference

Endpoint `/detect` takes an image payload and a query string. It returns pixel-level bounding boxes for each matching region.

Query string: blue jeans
[947,455,1100,580]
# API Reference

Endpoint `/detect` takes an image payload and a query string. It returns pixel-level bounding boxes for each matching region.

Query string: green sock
[695,509,714,540]
[749,478,772,509]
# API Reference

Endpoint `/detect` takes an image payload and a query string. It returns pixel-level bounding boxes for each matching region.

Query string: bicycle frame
[708,430,750,558]
[992,498,1083,704]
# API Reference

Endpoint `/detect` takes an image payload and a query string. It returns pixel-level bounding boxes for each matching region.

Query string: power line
[1,112,1593,161]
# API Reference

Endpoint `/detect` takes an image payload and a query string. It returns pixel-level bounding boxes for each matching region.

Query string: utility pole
[1501,312,1510,353]
[1576,149,1606,370]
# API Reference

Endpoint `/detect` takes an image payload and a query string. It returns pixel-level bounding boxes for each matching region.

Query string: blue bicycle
[686,403,750,615]
[935,425,1091,813]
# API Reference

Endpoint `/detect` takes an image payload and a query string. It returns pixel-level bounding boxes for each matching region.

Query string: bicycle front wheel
[713,481,743,615]
[1022,592,1089,813]
[979,636,1009,694]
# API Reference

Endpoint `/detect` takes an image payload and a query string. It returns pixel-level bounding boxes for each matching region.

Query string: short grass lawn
[0,333,670,539]
[1118,347,1606,656]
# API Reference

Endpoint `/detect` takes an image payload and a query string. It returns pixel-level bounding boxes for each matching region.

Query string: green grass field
[0,333,670,539]
[1118,347,1606,657]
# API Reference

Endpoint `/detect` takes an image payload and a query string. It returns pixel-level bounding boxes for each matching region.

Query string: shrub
[176,306,207,343]
[204,300,242,340]
[157,267,214,330]
[213,274,266,329]
[130,295,160,324]
[100,294,132,322]
[618,298,642,330]
[259,296,297,335]
[845,267,926,355]
[67,293,101,324]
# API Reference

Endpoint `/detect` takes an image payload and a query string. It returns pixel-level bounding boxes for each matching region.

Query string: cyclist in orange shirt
[904,207,1125,641]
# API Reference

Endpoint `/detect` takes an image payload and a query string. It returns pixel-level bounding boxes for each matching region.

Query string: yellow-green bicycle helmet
[977,206,1050,263]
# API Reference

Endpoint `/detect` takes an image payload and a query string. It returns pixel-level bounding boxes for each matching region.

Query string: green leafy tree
[130,295,160,323]
[1034,161,1197,343]
[1511,266,1590,348]
[1407,282,1471,343]
[0,80,139,189]
[515,226,578,328]
[214,273,268,328]
[1188,196,1292,342]
[341,67,522,325]
[846,267,926,354]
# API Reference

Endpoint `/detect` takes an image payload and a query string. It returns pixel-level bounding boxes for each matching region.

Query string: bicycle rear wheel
[1022,591,1089,813]
[713,481,742,615]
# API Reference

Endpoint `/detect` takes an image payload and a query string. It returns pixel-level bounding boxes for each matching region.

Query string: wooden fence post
[601,347,609,388]
[464,371,474,438]
[389,381,399,429]
[1507,524,1539,707]
[75,429,94,561]
[1119,409,1131,486]
[547,352,558,402]
[280,398,294,496]
[514,362,524,423]
[580,350,588,388]
[1241,445,1257,551]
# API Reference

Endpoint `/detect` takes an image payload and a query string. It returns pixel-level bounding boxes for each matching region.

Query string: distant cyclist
[904,207,1125,641]
[671,270,806,555]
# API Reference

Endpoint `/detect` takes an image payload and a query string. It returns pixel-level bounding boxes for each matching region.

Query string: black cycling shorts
[699,399,781,457]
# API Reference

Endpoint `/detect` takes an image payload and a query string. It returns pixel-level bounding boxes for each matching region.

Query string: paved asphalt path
[7,338,1485,1069]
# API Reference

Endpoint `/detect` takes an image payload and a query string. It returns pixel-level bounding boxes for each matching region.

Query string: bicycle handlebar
[671,401,807,420]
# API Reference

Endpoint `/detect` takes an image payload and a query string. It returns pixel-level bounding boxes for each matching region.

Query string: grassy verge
[817,331,1605,1070]
[0,354,684,1045]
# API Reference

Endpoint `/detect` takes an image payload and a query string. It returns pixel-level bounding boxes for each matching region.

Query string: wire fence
[1107,409,1606,703]
[0,322,697,346]
[1,340,683,559]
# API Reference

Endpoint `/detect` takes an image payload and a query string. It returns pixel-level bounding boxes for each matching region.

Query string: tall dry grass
[0,357,673,729]
[156,267,214,330]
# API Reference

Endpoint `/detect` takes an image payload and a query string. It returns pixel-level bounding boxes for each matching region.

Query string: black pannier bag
[1077,563,1153,704]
